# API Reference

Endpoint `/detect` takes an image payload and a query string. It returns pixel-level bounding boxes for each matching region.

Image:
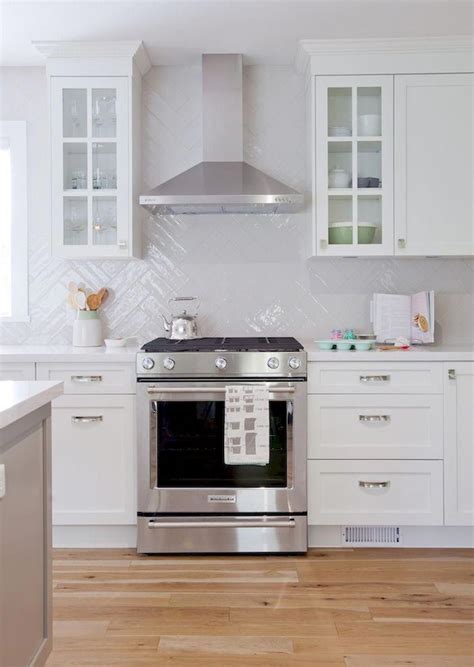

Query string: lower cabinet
[444,362,474,526]
[0,362,35,380]
[51,394,136,525]
[308,460,443,526]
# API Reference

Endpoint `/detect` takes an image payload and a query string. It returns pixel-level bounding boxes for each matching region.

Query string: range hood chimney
[140,54,303,215]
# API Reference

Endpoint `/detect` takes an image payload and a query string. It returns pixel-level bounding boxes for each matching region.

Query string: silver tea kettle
[161,296,200,340]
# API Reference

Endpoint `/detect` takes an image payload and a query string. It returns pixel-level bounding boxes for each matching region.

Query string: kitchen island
[0,381,63,667]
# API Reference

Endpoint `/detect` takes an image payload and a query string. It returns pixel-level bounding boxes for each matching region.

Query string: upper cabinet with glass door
[314,76,394,256]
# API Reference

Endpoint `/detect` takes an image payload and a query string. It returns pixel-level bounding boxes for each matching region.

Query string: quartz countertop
[0,345,139,363]
[302,341,474,362]
[0,381,64,429]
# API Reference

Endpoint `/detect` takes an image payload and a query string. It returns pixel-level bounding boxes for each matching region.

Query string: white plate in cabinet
[308,394,443,460]
[308,362,443,394]
[0,362,35,381]
[36,362,135,395]
[51,394,135,525]
[308,460,443,526]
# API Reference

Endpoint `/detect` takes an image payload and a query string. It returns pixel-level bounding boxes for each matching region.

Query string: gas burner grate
[141,336,303,353]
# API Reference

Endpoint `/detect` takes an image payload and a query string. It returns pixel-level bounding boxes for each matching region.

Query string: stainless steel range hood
[140,55,303,215]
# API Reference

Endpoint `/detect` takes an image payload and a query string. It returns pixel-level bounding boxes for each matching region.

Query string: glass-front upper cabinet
[51,76,133,258]
[314,76,393,256]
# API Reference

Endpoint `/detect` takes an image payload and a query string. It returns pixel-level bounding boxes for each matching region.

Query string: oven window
[155,400,289,488]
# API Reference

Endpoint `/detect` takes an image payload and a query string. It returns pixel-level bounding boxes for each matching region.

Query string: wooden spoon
[86,293,101,311]
[67,292,78,309]
[68,281,78,293]
[97,288,108,305]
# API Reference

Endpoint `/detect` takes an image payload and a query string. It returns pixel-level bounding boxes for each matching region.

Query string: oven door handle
[147,518,296,529]
[147,386,295,394]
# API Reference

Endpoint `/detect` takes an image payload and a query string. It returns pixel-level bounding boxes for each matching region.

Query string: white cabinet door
[444,363,474,526]
[394,74,474,256]
[51,394,135,524]
[0,362,35,380]
[50,76,133,258]
[314,75,394,256]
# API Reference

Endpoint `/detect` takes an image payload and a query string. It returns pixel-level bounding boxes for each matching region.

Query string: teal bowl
[315,340,336,350]
[336,341,352,351]
[354,341,374,351]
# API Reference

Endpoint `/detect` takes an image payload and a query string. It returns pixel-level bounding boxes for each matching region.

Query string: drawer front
[308,460,443,526]
[0,362,36,380]
[51,394,136,525]
[308,362,443,394]
[308,394,443,459]
[36,362,135,394]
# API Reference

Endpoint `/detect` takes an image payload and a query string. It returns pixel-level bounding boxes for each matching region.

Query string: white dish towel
[224,385,270,466]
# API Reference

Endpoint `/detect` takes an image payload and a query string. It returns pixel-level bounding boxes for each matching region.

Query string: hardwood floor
[46,548,474,666]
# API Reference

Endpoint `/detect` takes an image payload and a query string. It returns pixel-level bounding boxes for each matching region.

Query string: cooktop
[141,336,304,353]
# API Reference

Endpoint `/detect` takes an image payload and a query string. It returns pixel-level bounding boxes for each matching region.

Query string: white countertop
[302,341,474,362]
[0,381,64,429]
[0,345,139,363]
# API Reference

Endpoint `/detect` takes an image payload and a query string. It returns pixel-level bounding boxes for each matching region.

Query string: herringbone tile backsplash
[0,65,472,345]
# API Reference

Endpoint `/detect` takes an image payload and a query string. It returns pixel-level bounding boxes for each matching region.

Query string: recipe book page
[373,293,411,343]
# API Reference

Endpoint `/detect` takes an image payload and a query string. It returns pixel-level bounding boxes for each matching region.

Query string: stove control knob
[267,357,280,369]
[288,356,301,370]
[215,357,227,370]
[163,357,175,370]
[142,357,155,370]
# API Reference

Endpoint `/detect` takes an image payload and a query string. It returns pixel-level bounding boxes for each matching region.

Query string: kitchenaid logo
[208,495,236,504]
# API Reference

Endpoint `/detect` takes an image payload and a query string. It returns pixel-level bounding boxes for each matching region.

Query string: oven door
[137,380,307,514]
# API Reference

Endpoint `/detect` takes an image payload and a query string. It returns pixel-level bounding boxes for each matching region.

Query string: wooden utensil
[68,281,78,293]
[67,292,78,309]
[97,288,108,305]
[86,293,101,311]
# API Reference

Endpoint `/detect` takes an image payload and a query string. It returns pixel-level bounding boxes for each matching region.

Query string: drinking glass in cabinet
[64,197,87,245]
[357,88,382,137]
[92,89,117,138]
[358,196,382,244]
[93,197,117,245]
[63,143,87,190]
[62,89,87,138]
[92,143,117,190]
[328,142,352,189]
[357,141,381,189]
[328,88,352,137]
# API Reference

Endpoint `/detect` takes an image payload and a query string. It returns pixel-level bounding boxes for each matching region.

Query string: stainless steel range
[136,337,307,554]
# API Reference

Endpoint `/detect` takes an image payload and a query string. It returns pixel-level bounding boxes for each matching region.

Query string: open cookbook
[371,291,435,344]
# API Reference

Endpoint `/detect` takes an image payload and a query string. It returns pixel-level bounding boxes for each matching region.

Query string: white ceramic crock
[73,310,103,347]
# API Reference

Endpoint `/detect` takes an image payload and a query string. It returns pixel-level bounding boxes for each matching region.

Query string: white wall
[0,65,473,345]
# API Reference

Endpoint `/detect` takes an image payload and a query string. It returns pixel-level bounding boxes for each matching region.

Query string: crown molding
[33,40,152,75]
[295,35,474,74]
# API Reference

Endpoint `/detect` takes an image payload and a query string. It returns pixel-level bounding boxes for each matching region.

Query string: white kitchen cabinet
[394,74,474,257]
[444,362,474,526]
[51,394,136,525]
[314,75,394,256]
[37,362,135,394]
[0,362,35,380]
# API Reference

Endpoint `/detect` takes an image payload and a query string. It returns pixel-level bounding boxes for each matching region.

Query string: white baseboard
[309,525,474,548]
[53,525,137,548]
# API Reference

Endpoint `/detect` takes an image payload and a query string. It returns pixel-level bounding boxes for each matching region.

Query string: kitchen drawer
[308,394,443,459]
[308,460,443,526]
[51,394,136,524]
[308,362,443,394]
[36,362,135,395]
[0,362,35,380]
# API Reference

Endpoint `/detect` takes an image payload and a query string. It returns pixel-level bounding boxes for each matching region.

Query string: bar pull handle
[71,416,103,424]
[359,375,390,383]
[398,238,406,248]
[448,369,456,380]
[359,415,391,423]
[147,518,296,529]
[359,480,390,489]
[71,375,103,383]
[147,386,295,395]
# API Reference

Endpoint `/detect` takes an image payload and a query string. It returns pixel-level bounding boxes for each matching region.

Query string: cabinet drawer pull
[359,480,390,489]
[71,416,103,424]
[360,375,390,382]
[359,415,391,423]
[71,375,103,383]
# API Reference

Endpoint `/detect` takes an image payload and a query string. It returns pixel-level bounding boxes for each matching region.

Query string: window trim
[0,120,29,322]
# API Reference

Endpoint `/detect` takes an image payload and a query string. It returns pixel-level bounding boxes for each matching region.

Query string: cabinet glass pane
[328,142,352,189]
[93,197,117,245]
[63,143,87,190]
[64,197,87,245]
[358,196,382,245]
[357,87,382,137]
[328,88,352,137]
[92,89,117,138]
[92,143,117,190]
[63,89,87,138]
[357,141,381,189]
[329,197,353,245]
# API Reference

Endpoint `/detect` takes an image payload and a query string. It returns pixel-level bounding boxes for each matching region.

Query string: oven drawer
[137,514,307,554]
[308,460,443,526]
[37,362,135,394]
[308,394,443,459]
[308,362,443,394]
